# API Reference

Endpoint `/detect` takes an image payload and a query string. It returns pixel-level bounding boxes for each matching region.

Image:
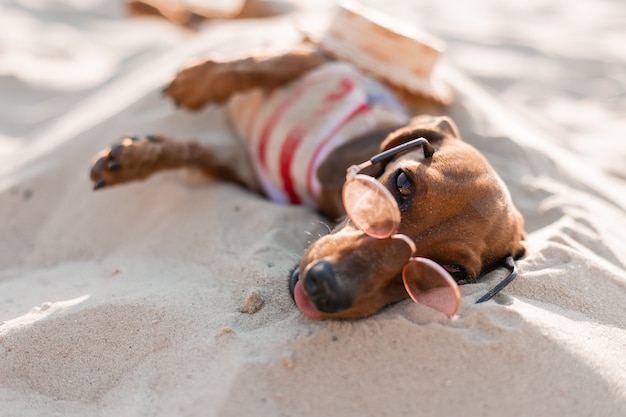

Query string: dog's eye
[395,170,413,199]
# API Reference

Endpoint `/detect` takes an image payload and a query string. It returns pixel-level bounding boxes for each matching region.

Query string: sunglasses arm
[475,256,517,303]
[345,137,435,182]
[370,137,434,165]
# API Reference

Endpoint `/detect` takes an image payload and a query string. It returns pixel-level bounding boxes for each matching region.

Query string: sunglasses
[342,137,517,318]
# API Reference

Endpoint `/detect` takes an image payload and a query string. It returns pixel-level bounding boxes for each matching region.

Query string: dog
[90,6,526,320]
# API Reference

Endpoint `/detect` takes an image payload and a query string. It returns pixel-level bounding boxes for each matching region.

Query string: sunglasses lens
[343,175,400,239]
[402,257,461,318]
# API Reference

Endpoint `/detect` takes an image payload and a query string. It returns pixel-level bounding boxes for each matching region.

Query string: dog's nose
[302,260,353,314]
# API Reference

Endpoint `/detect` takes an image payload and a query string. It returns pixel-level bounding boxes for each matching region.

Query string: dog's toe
[109,143,125,160]
[106,160,122,171]
[91,156,107,181]
[93,178,107,190]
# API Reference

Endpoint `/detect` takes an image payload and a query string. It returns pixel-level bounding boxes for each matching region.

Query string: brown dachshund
[89,45,526,319]
[90,2,526,319]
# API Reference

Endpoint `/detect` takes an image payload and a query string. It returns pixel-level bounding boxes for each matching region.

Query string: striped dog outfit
[227,62,410,209]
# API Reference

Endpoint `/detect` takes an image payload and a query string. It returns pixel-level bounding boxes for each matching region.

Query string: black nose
[302,260,353,313]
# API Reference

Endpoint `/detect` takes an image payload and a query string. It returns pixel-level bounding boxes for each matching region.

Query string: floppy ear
[380,115,460,152]
[512,209,528,259]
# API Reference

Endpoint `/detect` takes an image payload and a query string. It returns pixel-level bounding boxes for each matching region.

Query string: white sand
[1,1,625,416]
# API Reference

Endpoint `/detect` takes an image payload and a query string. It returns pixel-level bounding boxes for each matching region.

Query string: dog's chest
[227,62,409,208]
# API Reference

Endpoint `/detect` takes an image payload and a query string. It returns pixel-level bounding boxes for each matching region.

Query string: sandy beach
[1,0,625,416]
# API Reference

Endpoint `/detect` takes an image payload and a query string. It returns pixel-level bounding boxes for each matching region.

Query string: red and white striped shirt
[227,62,409,209]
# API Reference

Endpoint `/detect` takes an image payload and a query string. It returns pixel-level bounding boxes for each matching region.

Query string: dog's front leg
[90,134,256,191]
[164,46,327,110]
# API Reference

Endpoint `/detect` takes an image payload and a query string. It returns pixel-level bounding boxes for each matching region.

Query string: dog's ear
[512,209,528,259]
[380,115,460,152]
[316,125,401,189]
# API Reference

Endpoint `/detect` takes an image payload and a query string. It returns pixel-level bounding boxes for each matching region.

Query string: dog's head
[290,115,526,319]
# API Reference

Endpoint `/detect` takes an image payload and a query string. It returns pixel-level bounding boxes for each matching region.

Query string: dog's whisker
[312,219,332,234]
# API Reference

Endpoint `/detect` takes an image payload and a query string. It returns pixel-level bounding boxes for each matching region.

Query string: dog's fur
[90,45,526,320]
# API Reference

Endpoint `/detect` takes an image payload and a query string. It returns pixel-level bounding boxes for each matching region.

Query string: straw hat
[318,1,452,104]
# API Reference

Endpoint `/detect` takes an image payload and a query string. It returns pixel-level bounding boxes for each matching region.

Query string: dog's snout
[303,260,334,295]
[302,260,352,314]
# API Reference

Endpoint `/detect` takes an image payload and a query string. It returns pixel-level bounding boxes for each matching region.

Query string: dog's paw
[163,59,232,110]
[90,134,165,190]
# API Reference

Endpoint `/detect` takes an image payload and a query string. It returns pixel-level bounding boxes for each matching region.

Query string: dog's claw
[146,134,158,142]
[109,143,124,160]
[93,179,106,190]
[107,160,122,171]
[91,156,107,180]
[161,85,169,96]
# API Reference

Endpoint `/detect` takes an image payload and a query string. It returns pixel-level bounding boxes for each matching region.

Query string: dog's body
[90,45,526,320]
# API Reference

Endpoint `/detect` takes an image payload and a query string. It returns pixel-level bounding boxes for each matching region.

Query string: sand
[1,0,625,416]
